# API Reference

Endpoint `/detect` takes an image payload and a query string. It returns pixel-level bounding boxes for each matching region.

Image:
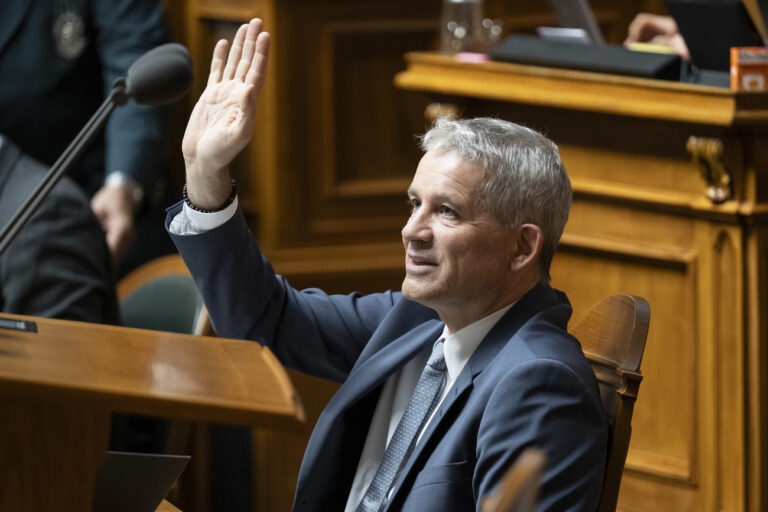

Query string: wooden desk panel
[0,315,303,511]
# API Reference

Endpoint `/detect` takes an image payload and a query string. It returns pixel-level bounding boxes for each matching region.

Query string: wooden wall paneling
[275,2,439,247]
[553,202,701,510]
[311,19,433,241]
[708,143,747,510]
[748,130,768,204]
[177,0,659,254]
[746,224,768,512]
[0,400,111,511]
[540,102,706,507]
[717,226,746,512]
[693,224,746,512]
[454,98,729,214]
[253,1,310,247]
[162,0,194,192]
[740,128,768,512]
[557,206,705,509]
[211,1,653,250]
[238,5,281,244]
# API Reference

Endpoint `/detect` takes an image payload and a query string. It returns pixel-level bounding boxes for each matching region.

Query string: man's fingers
[207,39,229,87]
[245,32,270,93]
[223,23,248,80]
[235,19,263,82]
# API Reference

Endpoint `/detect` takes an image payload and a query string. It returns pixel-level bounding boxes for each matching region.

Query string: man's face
[401,150,520,331]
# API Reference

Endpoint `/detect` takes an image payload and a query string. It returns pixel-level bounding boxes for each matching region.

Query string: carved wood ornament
[686,136,732,204]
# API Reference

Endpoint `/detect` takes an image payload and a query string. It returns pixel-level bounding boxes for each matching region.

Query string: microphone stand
[0,79,129,257]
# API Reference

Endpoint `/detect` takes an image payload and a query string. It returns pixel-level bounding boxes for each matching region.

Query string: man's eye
[408,198,421,213]
[441,206,456,217]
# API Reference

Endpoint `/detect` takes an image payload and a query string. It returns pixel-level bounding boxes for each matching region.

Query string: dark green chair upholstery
[117,254,208,335]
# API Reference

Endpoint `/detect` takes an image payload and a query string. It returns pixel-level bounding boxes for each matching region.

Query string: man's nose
[402,209,431,242]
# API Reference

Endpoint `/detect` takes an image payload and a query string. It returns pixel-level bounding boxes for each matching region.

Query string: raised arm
[182,19,270,210]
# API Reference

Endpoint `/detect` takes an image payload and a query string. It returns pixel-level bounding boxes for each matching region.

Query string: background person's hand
[182,18,270,210]
[624,13,691,61]
[91,184,136,264]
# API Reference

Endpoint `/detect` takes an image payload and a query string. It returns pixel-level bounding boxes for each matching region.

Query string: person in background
[0,0,176,277]
[0,135,118,324]
[624,13,691,61]
[168,19,607,511]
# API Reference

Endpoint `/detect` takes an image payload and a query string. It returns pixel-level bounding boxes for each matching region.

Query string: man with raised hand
[168,18,607,512]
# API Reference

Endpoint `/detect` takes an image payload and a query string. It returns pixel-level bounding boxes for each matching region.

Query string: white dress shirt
[168,197,239,235]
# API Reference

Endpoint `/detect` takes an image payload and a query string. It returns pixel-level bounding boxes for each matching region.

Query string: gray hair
[420,117,571,282]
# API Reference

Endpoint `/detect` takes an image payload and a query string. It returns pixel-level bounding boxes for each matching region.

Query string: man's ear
[509,224,543,271]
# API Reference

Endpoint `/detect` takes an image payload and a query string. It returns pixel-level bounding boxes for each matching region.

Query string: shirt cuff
[168,196,239,235]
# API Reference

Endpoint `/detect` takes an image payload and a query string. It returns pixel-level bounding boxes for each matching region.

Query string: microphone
[125,43,193,106]
[0,43,193,257]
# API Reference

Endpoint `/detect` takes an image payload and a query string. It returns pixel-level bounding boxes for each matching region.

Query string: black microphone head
[125,43,193,106]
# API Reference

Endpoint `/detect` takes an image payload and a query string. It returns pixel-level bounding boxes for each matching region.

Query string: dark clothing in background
[0,0,177,276]
[0,138,118,324]
[0,0,168,197]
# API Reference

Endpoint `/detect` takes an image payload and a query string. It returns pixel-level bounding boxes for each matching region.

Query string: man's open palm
[183,19,270,179]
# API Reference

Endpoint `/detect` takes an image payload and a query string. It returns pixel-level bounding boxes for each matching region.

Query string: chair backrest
[117,254,211,336]
[481,448,547,512]
[570,294,650,512]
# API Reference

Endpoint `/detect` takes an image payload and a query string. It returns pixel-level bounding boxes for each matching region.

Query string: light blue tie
[356,339,447,512]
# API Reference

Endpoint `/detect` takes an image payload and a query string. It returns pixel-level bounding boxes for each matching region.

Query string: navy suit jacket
[168,204,608,511]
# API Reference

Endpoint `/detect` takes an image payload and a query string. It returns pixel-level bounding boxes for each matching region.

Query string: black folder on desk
[489,35,682,80]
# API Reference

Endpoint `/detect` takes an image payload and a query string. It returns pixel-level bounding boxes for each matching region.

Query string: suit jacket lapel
[384,284,566,508]
[295,319,444,504]
[329,319,445,416]
[0,3,34,57]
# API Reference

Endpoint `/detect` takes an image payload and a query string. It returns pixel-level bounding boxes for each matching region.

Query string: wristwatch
[104,171,144,211]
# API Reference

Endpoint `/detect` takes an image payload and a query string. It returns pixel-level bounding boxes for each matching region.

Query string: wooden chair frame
[571,294,650,512]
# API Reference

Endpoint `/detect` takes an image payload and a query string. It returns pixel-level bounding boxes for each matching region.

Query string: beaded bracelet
[183,179,237,213]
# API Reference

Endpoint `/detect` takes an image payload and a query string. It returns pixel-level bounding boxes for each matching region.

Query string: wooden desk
[0,315,303,511]
[396,52,768,512]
